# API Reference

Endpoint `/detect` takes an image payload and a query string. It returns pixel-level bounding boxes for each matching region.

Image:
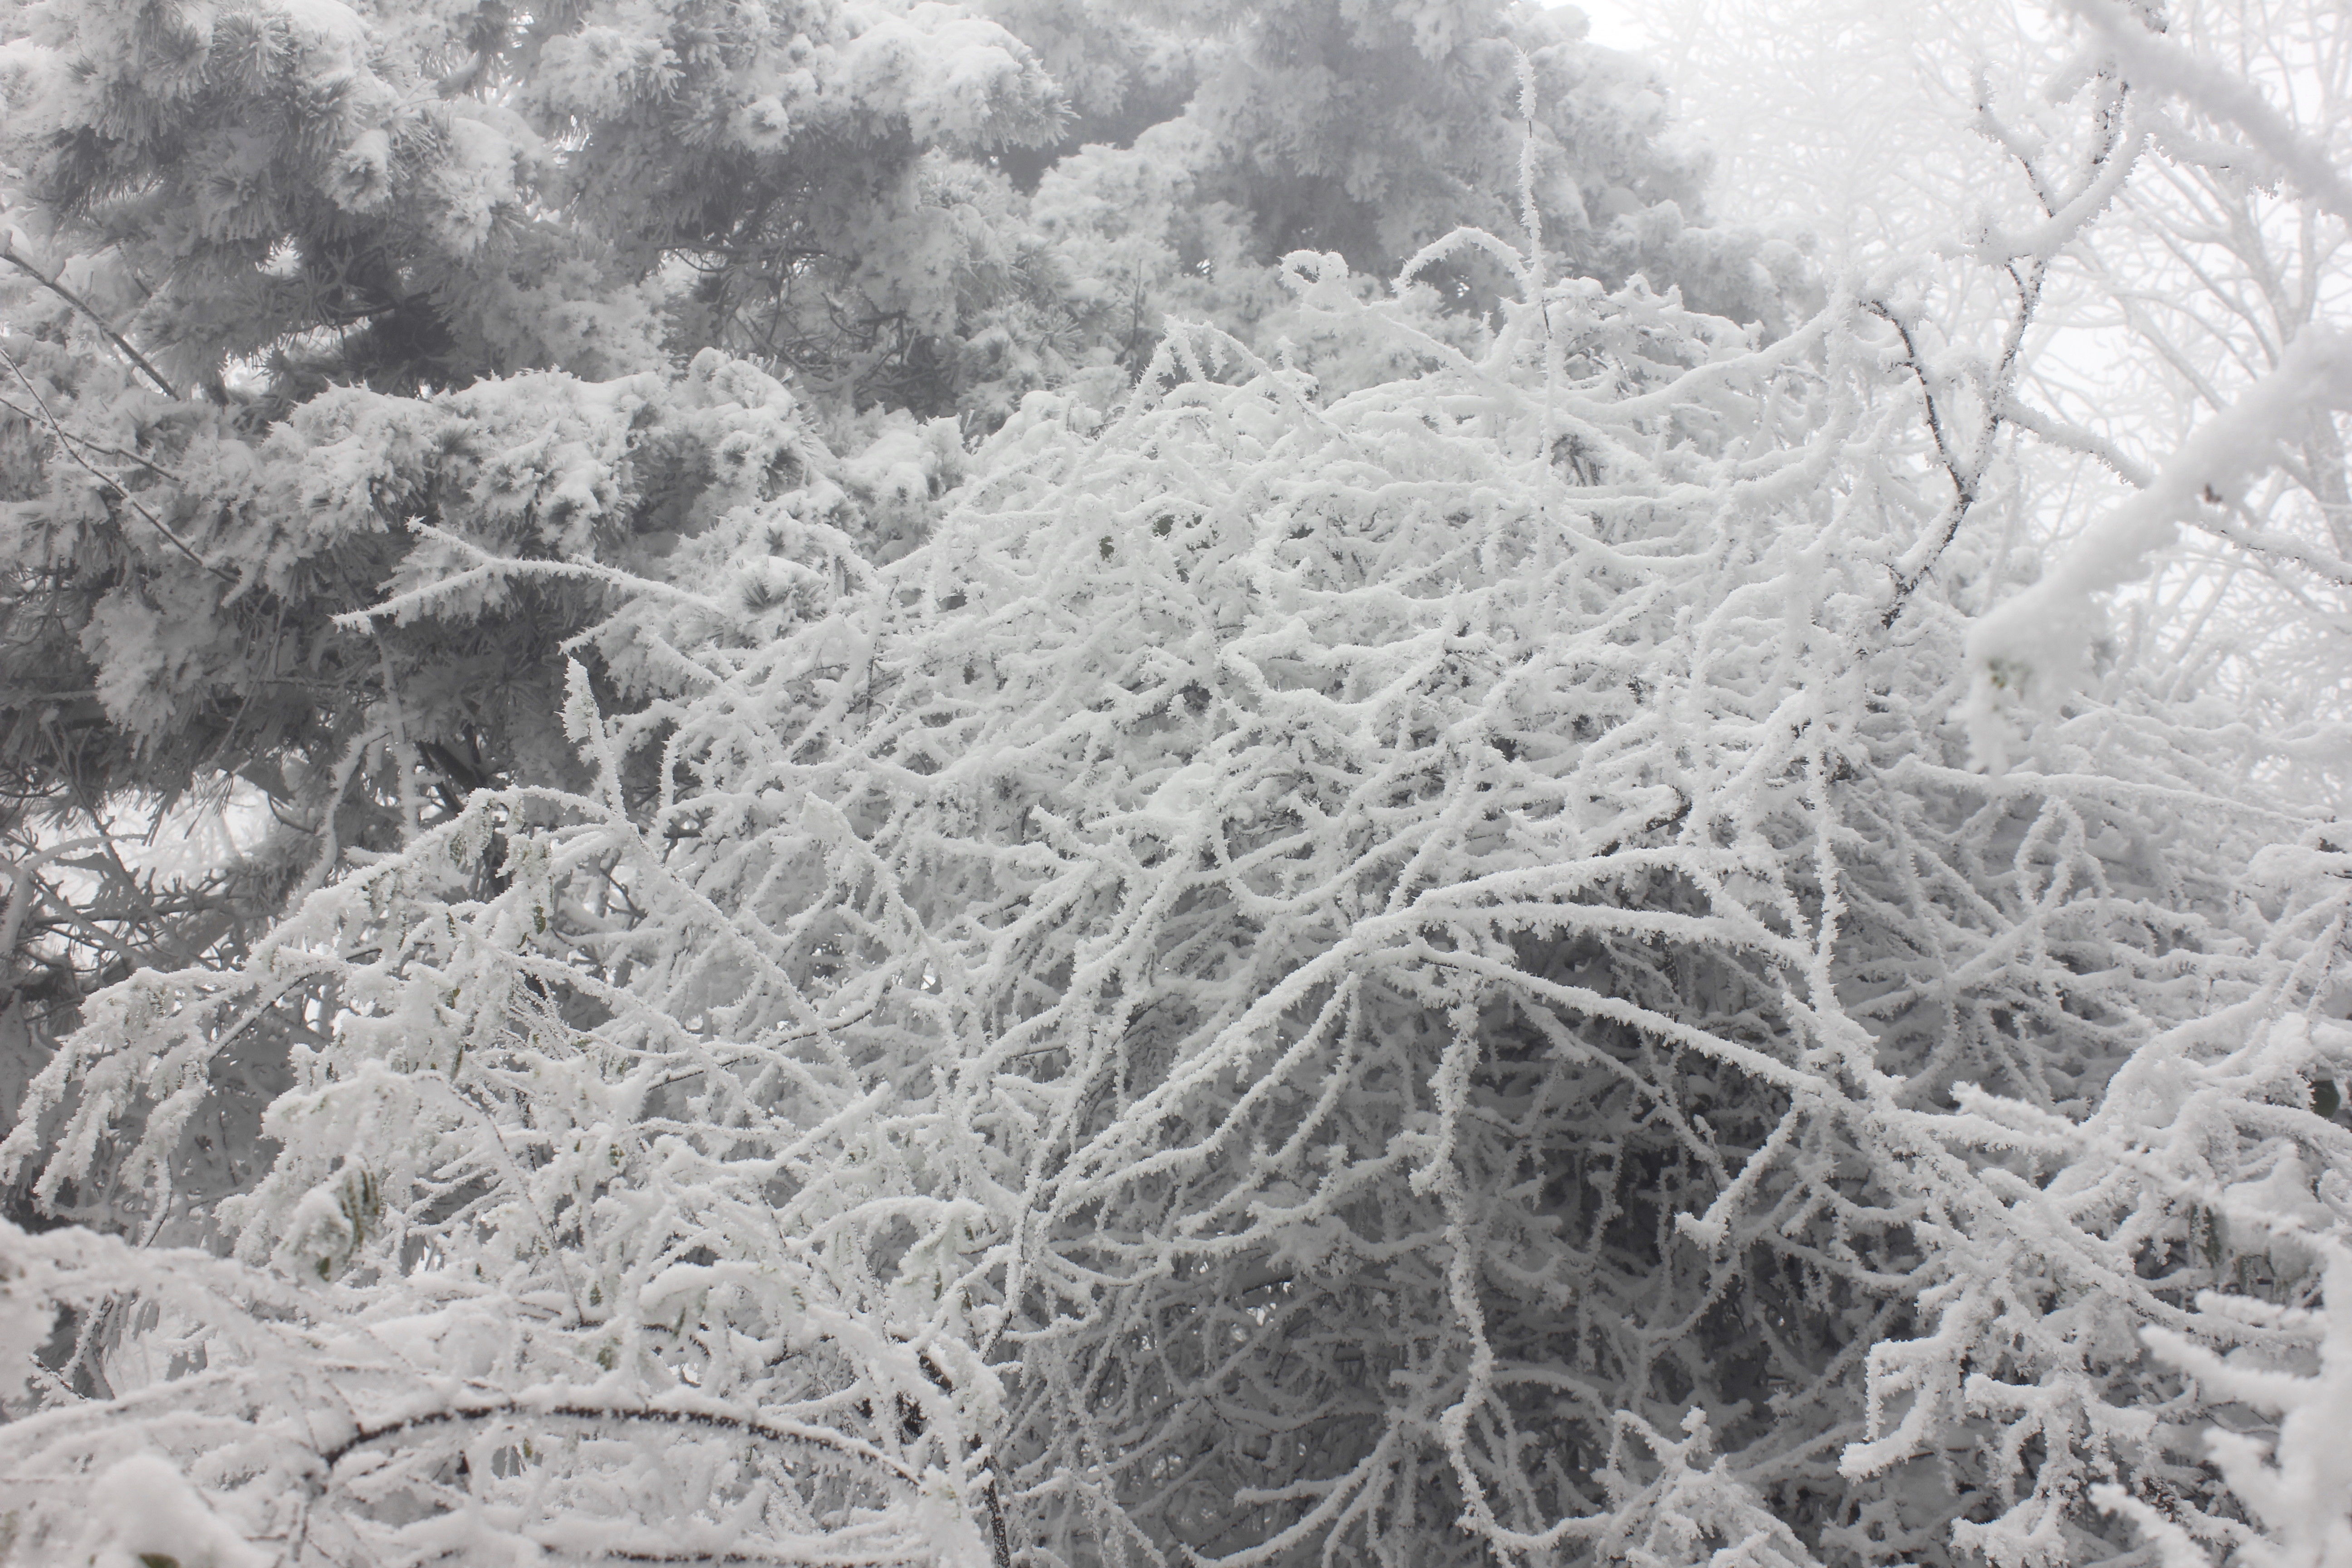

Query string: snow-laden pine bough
[3,121,2351,1568]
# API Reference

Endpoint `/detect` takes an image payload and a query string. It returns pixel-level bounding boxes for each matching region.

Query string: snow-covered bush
[1,2,2348,1567]
[1,193,2342,1563]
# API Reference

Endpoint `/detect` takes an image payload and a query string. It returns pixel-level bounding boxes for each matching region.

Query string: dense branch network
[0,3,2346,1568]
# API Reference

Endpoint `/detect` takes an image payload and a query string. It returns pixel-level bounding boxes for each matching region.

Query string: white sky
[1556,0,1648,51]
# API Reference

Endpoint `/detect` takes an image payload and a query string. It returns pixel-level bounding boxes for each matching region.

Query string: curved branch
[318,1396,921,1486]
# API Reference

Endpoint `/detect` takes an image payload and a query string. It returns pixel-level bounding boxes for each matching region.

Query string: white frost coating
[836,3,1046,145]
[2099,1245,2352,1568]
[10,218,2346,1567]
[5,4,2352,1564]
[431,113,526,252]
[0,1225,60,1396]
[70,1454,275,1568]
[1964,326,2352,760]
[265,0,371,57]
[2058,0,2352,227]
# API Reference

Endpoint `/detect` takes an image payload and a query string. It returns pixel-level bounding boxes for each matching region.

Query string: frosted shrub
[3,5,2351,1556]
[0,208,2341,1567]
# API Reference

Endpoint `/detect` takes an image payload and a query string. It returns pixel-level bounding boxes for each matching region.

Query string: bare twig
[318,1396,920,1483]
[1,240,177,399]
[0,343,231,583]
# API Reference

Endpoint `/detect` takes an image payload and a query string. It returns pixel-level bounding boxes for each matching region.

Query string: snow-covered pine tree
[1018,0,1813,382]
[0,0,1068,1203]
[1,2,2348,1568]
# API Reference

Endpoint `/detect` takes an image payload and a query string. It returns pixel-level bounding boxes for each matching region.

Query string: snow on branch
[1965,325,2352,759]
[4,161,2348,1568]
[2058,0,2352,226]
